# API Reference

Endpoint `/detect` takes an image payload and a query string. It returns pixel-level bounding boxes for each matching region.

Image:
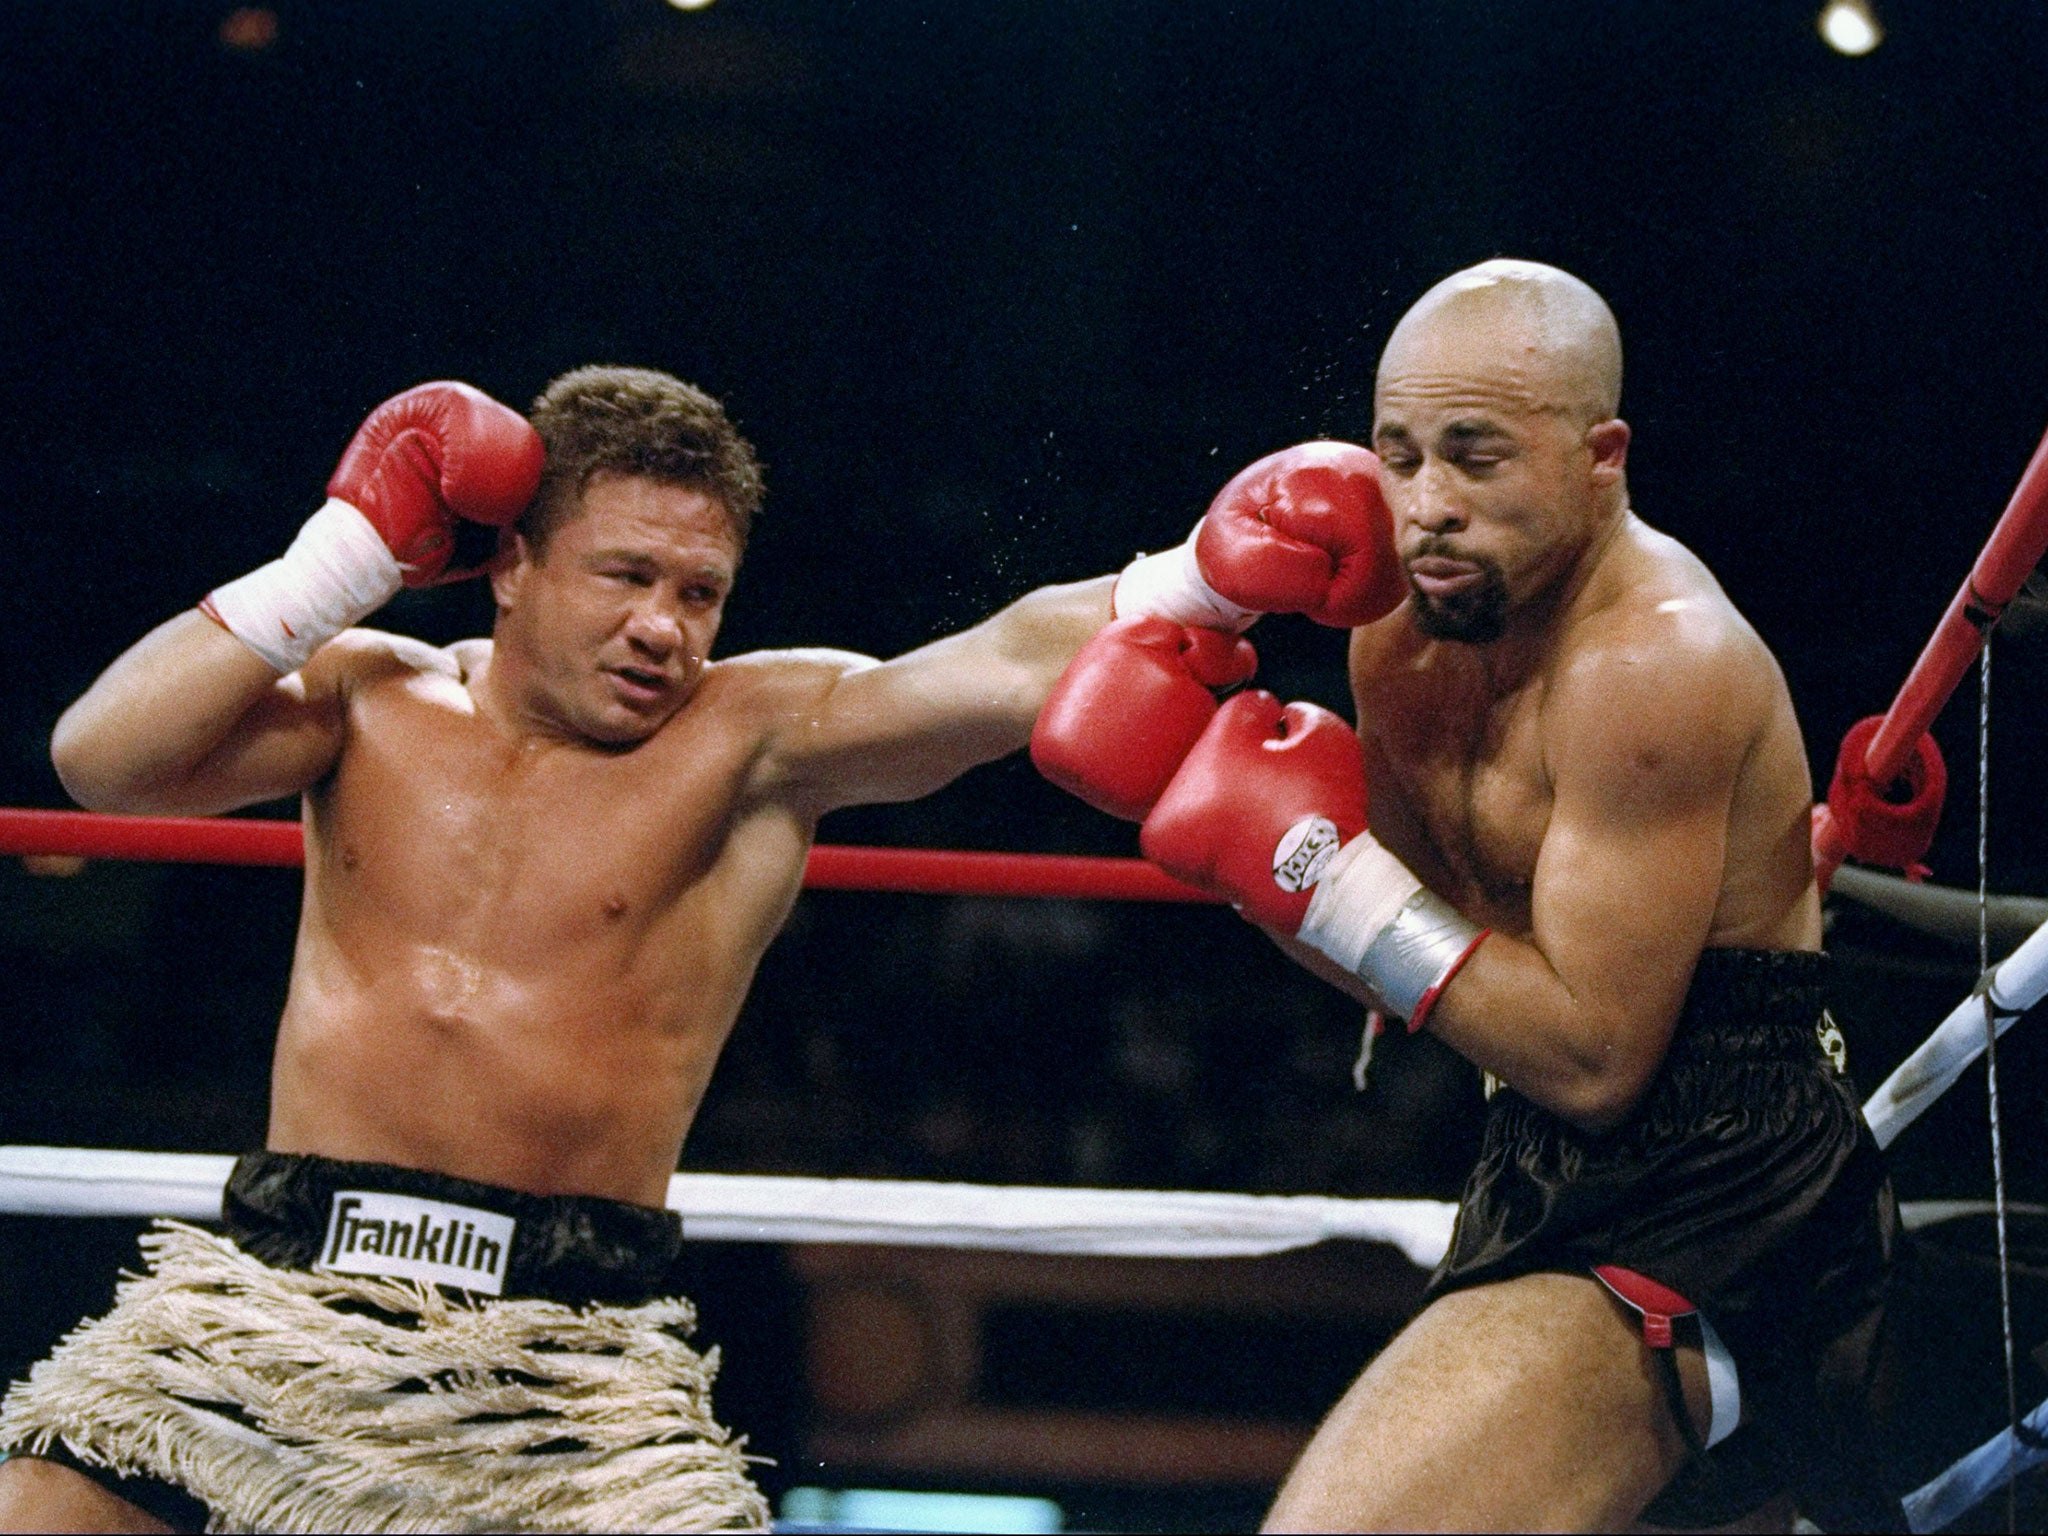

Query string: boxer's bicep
[1524,644,1758,1092]
[53,608,353,815]
[179,670,351,813]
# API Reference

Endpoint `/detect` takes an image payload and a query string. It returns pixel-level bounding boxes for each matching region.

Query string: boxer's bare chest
[313,668,774,947]
[1356,644,1553,931]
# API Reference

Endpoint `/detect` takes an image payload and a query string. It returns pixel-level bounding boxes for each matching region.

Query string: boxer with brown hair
[0,365,1213,1534]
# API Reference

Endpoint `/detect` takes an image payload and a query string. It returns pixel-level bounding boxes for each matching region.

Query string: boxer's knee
[0,1456,176,1535]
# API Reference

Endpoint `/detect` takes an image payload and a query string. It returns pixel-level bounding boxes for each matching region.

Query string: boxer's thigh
[1265,1269,1709,1533]
[0,1457,175,1535]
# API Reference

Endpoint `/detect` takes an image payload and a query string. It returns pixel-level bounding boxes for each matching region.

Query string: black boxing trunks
[1426,948,1901,1531]
[0,1151,769,1533]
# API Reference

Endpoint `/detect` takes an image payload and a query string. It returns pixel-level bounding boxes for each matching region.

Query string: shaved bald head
[1371,261,1634,643]
[1378,259,1622,427]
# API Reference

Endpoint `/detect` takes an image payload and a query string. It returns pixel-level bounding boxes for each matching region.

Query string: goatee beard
[1409,562,1510,644]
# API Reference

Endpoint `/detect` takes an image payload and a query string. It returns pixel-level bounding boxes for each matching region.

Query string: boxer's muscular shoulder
[702,646,879,718]
[692,646,881,791]
[296,626,459,707]
[1546,572,1775,800]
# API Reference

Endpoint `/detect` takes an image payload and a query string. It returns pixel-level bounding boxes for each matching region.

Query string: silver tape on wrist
[1356,886,1486,1024]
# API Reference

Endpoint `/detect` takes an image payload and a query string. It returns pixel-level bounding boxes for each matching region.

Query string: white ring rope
[0,1145,2016,1273]
[1830,863,2048,951]
[1907,1393,2048,1534]
[0,1145,1459,1268]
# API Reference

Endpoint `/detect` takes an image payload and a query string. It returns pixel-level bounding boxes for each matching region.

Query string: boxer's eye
[1452,448,1507,475]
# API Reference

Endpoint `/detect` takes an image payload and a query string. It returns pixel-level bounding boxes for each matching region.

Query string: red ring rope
[0,807,1217,904]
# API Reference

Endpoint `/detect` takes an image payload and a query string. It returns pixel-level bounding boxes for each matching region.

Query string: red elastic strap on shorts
[1406,927,1491,1033]
[1593,1263,1697,1350]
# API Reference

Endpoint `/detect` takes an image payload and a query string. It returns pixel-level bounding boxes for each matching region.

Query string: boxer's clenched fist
[1140,691,1369,932]
[1195,440,1405,629]
[203,382,544,674]
[1141,690,1486,1028]
[330,380,545,586]
[1030,616,1257,821]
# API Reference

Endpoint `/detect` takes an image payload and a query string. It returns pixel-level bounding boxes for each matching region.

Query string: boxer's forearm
[1274,921,1670,1131]
[766,575,1116,815]
[982,574,1119,710]
[879,571,1116,775]
[53,610,304,812]
[1418,932,1676,1132]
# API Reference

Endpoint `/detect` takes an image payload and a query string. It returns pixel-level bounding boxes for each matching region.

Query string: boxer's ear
[1587,418,1630,482]
[490,532,536,611]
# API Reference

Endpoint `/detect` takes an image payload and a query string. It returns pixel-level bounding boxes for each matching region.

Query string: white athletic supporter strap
[1297,831,1488,1029]
[201,498,402,674]
[1113,525,1259,632]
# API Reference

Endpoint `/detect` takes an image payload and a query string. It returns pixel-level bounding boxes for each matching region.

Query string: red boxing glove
[1824,714,1948,872]
[1141,691,1368,932]
[1195,441,1406,629]
[329,380,546,586]
[1031,617,1258,821]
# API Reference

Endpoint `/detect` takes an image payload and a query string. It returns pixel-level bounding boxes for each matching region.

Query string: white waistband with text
[317,1190,516,1296]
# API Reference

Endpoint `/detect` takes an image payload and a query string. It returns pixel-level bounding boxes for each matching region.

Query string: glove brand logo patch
[319,1191,515,1296]
[1273,815,1341,893]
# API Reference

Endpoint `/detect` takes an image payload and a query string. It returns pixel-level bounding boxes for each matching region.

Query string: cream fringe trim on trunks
[0,1220,770,1533]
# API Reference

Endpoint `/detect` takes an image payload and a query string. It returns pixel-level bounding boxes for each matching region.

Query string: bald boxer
[1041,263,1899,1531]
[0,366,1268,1534]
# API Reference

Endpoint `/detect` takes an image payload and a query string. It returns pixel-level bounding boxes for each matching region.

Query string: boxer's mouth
[1407,555,1486,598]
[606,665,673,705]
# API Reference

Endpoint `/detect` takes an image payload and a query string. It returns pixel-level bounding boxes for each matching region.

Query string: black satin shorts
[1428,949,1902,1530]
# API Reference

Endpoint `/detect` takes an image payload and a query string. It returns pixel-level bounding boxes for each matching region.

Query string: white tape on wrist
[1112,525,1259,632]
[1296,832,1423,975]
[1296,829,1488,1028]
[201,499,403,674]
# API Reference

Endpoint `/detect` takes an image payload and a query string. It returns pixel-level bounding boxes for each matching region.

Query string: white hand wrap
[200,498,403,674]
[1296,831,1489,1030]
[1113,524,1259,632]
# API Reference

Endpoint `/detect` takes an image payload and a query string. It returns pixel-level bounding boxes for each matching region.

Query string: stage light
[218,6,279,52]
[1818,0,1883,56]
[665,0,717,10]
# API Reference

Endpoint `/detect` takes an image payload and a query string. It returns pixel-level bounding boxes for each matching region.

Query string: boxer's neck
[1467,502,1634,695]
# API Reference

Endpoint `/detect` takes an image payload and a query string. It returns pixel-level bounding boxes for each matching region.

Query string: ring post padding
[1863,914,2048,1150]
